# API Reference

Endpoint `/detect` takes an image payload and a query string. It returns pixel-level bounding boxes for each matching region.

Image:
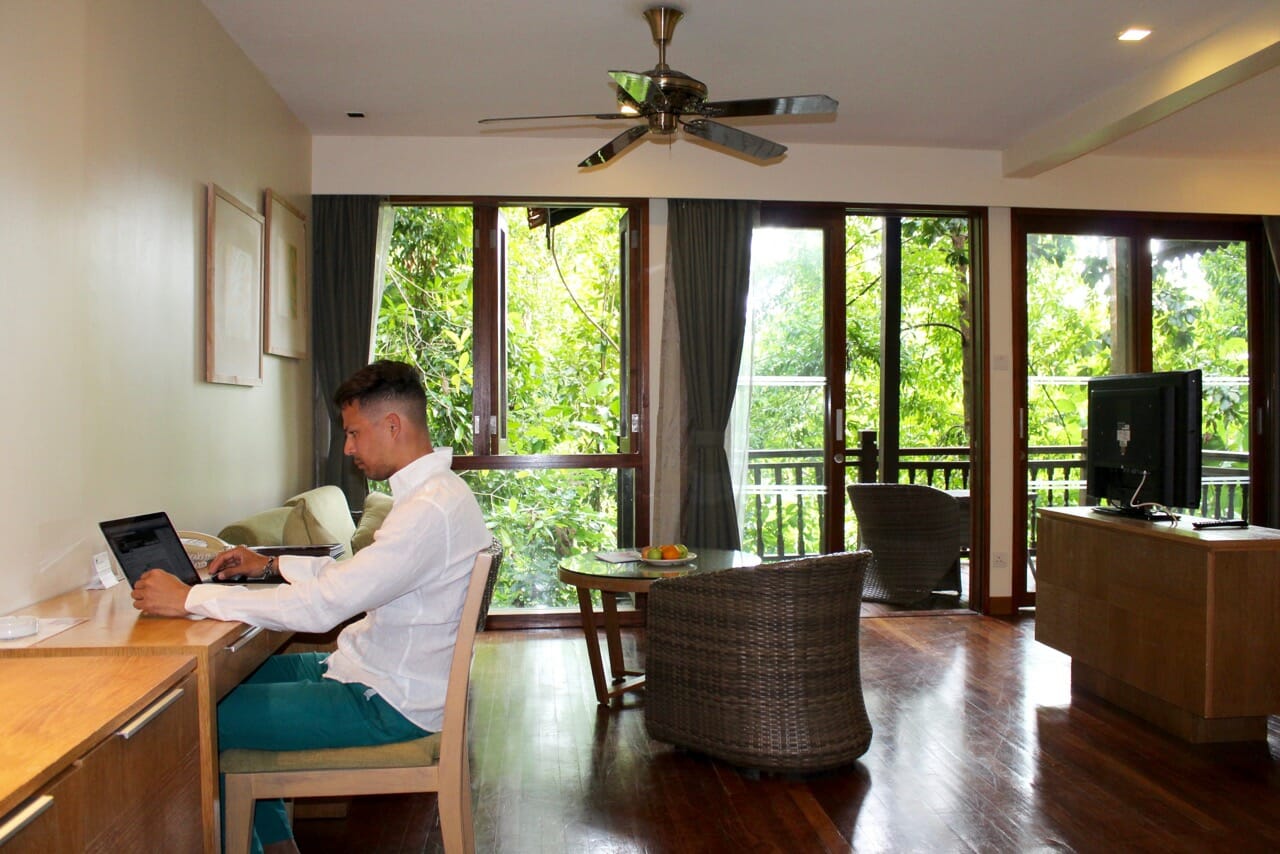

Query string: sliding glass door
[740,205,981,609]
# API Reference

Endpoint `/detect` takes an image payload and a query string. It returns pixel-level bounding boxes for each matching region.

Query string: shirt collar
[388,448,454,502]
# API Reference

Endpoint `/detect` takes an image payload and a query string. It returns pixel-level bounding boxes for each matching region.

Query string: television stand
[1090,504,1175,522]
[1036,506,1280,742]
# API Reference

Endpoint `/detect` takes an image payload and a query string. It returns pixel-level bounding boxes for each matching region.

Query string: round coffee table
[558,548,762,705]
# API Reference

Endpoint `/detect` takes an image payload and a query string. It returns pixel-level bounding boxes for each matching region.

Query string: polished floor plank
[294,616,1280,852]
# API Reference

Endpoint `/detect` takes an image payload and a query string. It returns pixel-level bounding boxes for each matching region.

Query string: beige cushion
[220,733,441,774]
[351,492,394,553]
[282,502,342,550]
[218,506,294,547]
[285,486,358,558]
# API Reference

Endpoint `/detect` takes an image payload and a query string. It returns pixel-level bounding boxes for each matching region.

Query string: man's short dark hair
[334,360,428,428]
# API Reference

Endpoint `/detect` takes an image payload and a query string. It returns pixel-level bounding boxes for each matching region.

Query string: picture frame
[263,189,309,358]
[205,184,264,386]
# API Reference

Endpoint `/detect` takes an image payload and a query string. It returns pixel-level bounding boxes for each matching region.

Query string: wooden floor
[295,615,1280,852]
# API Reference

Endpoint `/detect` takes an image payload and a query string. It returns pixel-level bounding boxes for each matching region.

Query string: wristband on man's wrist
[262,556,277,580]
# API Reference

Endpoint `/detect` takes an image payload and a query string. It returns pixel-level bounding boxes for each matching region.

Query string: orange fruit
[660,544,681,560]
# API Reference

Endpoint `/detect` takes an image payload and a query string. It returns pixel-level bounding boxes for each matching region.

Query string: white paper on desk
[595,550,641,563]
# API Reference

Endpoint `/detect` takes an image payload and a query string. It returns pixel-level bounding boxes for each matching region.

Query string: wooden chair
[219,540,503,854]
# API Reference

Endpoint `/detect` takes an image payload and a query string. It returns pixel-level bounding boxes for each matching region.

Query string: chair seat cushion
[220,733,440,774]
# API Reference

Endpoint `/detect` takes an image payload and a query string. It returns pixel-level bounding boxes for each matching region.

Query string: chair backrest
[848,483,964,547]
[437,546,498,776]
[476,538,503,631]
[847,483,965,604]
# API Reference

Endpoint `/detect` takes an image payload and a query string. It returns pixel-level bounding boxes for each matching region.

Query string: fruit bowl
[640,552,697,566]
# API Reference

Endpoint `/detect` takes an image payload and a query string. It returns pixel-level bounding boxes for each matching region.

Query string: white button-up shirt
[186,449,491,731]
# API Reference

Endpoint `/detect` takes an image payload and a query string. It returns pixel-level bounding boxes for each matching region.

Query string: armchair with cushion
[644,551,873,775]
[846,483,965,606]
[218,486,394,560]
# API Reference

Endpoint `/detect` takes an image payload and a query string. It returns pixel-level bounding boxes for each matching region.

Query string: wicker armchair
[644,551,873,775]
[847,483,965,606]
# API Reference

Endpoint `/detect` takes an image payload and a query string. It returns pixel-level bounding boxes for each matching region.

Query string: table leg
[575,587,611,705]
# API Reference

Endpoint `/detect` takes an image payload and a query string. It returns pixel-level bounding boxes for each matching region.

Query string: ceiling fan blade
[578,125,650,168]
[609,70,655,106]
[682,119,786,161]
[479,112,632,124]
[700,94,838,119]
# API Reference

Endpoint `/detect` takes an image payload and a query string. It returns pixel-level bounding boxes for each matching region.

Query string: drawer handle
[116,687,185,740]
[227,625,264,653]
[0,794,54,844]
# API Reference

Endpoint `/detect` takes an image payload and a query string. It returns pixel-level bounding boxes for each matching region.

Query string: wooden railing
[745,438,1250,560]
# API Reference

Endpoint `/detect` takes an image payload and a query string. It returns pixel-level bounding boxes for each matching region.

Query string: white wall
[313,118,1280,608]
[0,0,312,612]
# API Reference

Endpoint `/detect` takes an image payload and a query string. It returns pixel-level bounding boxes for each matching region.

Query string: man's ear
[385,410,402,438]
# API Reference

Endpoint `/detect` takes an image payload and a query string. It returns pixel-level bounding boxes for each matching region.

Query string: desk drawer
[212,627,286,699]
[0,672,201,853]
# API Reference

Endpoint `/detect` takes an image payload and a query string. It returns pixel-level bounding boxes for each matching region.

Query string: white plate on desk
[0,616,38,639]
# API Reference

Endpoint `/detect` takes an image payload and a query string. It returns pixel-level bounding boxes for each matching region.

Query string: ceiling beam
[1002,7,1280,178]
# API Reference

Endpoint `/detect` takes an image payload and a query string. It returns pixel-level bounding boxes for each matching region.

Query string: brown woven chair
[847,483,965,606]
[644,551,873,775]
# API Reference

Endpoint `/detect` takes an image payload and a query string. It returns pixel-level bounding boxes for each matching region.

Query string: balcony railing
[744,434,1249,560]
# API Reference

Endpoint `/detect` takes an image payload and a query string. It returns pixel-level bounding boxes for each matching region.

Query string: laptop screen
[99,512,202,587]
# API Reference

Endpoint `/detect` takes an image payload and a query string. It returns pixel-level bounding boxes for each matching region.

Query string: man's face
[341,401,396,481]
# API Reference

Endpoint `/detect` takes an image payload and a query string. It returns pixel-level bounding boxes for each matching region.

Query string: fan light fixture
[478,6,838,168]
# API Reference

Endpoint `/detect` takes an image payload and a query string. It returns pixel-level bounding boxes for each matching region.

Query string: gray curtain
[669,199,759,549]
[311,195,384,509]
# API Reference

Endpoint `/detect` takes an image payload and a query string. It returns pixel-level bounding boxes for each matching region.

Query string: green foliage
[377,206,476,450]
[1025,235,1250,454]
[377,205,630,609]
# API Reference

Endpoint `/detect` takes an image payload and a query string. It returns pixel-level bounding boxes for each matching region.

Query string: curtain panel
[311,195,384,509]
[668,199,759,549]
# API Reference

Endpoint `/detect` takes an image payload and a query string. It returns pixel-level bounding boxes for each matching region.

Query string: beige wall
[314,135,1280,601]
[0,0,312,612]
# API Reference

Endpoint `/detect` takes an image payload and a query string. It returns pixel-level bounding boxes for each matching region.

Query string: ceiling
[201,0,1280,175]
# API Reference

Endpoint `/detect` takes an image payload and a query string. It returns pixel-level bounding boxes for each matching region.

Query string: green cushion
[351,492,394,553]
[220,733,441,774]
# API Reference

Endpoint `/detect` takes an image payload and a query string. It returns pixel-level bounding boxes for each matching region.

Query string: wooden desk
[0,585,290,852]
[558,549,762,705]
[1035,506,1280,742]
[0,656,200,851]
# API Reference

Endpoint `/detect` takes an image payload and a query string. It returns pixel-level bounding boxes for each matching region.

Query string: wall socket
[992,551,1010,569]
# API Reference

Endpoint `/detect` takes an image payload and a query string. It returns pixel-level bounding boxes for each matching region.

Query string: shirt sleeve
[184,491,457,633]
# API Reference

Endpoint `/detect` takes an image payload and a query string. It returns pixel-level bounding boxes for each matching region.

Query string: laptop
[99,511,280,586]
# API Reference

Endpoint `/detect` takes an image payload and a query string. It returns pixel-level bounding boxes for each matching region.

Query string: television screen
[1085,369,1202,519]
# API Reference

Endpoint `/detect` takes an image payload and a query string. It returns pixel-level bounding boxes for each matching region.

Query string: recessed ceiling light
[1118,28,1151,42]
[347,111,365,118]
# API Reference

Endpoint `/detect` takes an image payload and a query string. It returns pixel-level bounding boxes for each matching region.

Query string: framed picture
[205,184,264,386]
[263,189,309,358]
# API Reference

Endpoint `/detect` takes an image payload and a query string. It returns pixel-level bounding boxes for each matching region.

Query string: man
[132,360,491,854]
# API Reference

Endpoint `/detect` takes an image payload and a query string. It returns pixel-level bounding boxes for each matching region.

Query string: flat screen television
[1085,369,1202,520]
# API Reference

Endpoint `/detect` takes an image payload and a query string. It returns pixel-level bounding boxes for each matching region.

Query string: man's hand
[206,546,271,581]
[131,569,194,617]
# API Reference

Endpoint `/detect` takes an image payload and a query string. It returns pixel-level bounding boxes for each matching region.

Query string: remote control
[1191,519,1248,529]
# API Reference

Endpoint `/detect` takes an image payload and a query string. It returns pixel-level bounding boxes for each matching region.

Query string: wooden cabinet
[1036,507,1280,742]
[1,584,290,851]
[0,656,201,852]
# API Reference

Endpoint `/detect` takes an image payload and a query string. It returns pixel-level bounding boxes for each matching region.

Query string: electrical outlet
[992,551,1010,569]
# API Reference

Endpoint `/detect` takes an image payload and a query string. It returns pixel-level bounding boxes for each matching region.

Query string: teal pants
[218,652,430,852]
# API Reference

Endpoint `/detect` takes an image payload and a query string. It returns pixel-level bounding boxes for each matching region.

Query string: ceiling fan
[478,6,838,168]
